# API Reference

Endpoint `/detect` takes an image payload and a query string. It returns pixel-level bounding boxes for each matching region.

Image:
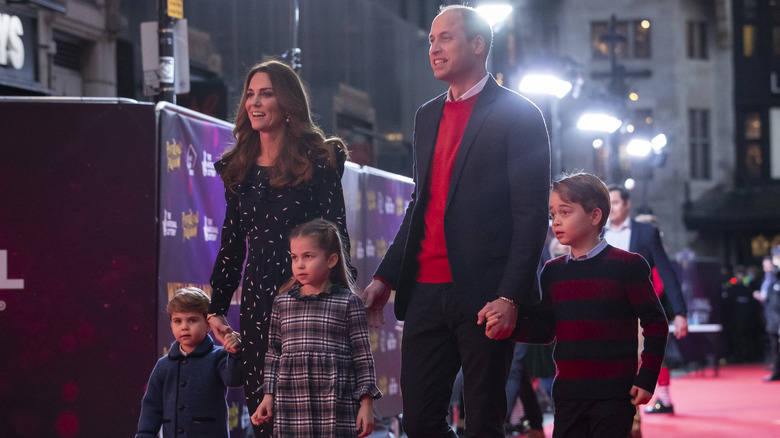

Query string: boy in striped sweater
[498,173,668,437]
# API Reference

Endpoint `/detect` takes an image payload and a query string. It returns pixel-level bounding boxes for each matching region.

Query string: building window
[686,21,708,59]
[746,111,762,140]
[770,108,780,179]
[591,19,651,60]
[744,112,763,179]
[53,33,83,71]
[689,109,711,180]
[772,0,780,56]
[633,20,651,58]
[743,25,758,57]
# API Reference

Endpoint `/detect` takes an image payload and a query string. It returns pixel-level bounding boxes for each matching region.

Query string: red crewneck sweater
[417,93,479,283]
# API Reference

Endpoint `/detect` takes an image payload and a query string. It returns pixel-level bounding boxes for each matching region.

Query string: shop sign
[0,8,38,88]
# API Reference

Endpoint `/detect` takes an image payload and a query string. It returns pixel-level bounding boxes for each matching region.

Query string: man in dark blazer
[604,185,689,421]
[360,5,550,438]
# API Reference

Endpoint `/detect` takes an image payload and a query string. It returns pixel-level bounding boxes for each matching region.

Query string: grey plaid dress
[262,284,382,437]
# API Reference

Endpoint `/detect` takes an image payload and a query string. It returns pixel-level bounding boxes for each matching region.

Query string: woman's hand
[208,314,234,345]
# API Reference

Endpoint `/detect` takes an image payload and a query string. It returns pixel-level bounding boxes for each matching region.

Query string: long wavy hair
[220,59,347,189]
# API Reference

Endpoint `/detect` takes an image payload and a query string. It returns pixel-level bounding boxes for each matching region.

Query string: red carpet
[542,364,780,437]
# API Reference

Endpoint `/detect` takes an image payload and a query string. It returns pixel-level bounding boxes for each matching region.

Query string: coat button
[177,428,184,434]
[178,405,185,411]
[180,381,187,387]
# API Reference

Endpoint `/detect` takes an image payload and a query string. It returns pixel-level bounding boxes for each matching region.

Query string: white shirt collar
[447,74,490,102]
[606,218,631,231]
[567,239,609,262]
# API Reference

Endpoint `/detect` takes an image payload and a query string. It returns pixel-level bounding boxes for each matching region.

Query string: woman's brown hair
[220,59,348,190]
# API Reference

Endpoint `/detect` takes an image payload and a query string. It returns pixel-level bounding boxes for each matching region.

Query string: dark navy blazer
[628,218,688,317]
[375,77,551,321]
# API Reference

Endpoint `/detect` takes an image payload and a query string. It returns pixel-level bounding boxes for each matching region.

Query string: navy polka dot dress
[209,146,352,437]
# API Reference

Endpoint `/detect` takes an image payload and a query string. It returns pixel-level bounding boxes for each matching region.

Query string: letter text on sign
[0,13,25,69]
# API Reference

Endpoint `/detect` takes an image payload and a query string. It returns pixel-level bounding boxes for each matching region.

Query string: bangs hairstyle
[439,5,494,53]
[220,59,348,190]
[280,219,355,294]
[167,287,211,318]
[552,172,611,230]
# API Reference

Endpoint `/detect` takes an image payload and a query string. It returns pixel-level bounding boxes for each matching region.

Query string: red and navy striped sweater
[516,244,668,401]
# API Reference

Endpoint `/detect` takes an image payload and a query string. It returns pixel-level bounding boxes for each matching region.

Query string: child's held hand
[356,395,374,438]
[478,298,518,340]
[251,394,274,426]
[630,385,652,406]
[223,332,242,354]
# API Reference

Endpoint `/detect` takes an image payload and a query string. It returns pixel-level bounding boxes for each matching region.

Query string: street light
[519,71,575,177]
[476,4,513,29]
[577,112,622,133]
[626,133,667,214]
[519,73,573,99]
[577,111,623,183]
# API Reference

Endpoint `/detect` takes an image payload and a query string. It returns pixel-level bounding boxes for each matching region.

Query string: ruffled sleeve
[345,292,382,400]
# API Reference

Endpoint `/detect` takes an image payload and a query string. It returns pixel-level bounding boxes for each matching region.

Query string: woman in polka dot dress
[207,60,354,438]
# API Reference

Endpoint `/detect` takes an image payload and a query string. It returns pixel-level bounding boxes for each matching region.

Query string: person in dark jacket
[754,255,780,381]
[136,287,242,438]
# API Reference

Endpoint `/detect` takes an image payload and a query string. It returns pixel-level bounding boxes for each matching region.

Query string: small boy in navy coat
[136,287,242,438]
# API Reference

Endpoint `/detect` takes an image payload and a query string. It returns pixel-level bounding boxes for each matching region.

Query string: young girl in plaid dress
[251,219,382,437]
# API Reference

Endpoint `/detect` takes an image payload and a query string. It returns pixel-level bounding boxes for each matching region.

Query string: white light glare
[519,74,573,99]
[592,138,604,149]
[624,178,636,190]
[651,134,667,152]
[626,138,652,157]
[576,113,622,133]
[476,5,513,28]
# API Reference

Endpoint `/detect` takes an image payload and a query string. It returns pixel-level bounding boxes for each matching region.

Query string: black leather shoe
[645,400,674,414]
[763,374,780,382]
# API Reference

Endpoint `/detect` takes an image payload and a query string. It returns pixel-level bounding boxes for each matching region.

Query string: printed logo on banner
[182,209,199,241]
[0,250,24,290]
[384,192,395,215]
[377,192,384,214]
[366,191,376,211]
[376,330,399,353]
[396,197,406,215]
[377,376,400,397]
[355,240,365,260]
[375,238,387,259]
[162,209,178,237]
[186,144,197,176]
[365,239,376,258]
[203,216,219,242]
[201,152,217,178]
[166,138,182,171]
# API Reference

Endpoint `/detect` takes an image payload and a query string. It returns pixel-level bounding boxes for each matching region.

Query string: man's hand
[673,315,688,339]
[359,280,392,328]
[477,298,518,340]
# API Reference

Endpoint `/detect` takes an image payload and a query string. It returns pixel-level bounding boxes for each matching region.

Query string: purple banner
[360,167,413,418]
[156,104,254,435]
